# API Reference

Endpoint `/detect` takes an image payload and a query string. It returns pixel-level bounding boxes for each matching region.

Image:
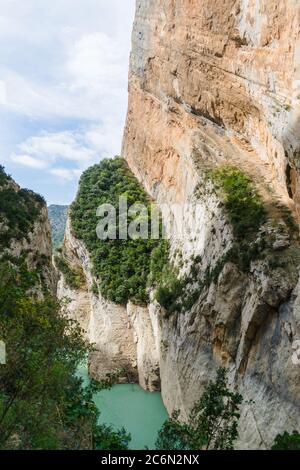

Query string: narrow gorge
[54,0,300,451]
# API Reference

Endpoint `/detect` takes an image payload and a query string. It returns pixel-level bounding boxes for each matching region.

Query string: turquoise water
[77,364,168,450]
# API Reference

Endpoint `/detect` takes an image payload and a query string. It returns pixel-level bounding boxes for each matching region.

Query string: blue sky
[0,0,135,204]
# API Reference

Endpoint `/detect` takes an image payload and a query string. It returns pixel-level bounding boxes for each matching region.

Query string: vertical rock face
[127,302,160,390]
[57,217,161,391]
[122,0,300,449]
[123,0,300,216]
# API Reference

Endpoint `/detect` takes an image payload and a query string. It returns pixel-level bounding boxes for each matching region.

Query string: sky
[0,0,136,204]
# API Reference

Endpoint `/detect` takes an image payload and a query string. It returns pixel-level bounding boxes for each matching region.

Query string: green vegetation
[0,166,45,248]
[48,205,68,250]
[0,166,130,450]
[0,165,11,185]
[69,160,298,319]
[204,165,298,274]
[149,241,184,314]
[206,166,266,240]
[70,157,161,305]
[148,167,270,316]
[69,160,271,313]
[156,368,243,450]
[149,242,200,316]
[271,431,300,450]
[54,253,85,290]
[0,261,130,449]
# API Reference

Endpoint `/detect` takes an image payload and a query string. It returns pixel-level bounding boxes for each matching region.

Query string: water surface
[78,364,168,450]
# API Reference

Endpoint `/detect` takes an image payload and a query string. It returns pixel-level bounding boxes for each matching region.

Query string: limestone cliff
[0,169,56,292]
[121,0,300,449]
[124,0,300,217]
[57,216,160,391]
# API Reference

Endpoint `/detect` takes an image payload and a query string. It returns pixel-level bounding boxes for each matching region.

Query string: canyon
[56,0,300,450]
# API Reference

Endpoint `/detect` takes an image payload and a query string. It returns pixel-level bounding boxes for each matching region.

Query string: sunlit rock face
[122,0,300,449]
[123,0,300,217]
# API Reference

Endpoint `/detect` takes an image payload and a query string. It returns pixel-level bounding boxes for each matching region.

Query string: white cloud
[0,0,135,201]
[66,32,127,93]
[0,81,7,105]
[10,154,48,170]
[50,168,82,181]
[8,118,123,180]
[84,120,123,157]
[0,4,133,122]
[9,130,94,176]
[19,131,94,163]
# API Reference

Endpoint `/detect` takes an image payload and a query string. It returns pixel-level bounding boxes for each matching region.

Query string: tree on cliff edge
[156,368,243,450]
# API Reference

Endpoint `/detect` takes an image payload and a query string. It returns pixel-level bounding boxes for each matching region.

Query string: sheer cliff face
[123,0,300,216]
[122,0,300,449]
[57,217,161,391]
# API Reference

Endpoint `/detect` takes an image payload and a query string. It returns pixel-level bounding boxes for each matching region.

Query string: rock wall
[123,0,300,215]
[57,217,161,391]
[127,302,160,390]
[121,0,300,449]
[0,176,56,293]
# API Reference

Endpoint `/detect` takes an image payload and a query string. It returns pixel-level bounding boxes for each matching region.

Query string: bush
[156,368,243,450]
[204,166,270,272]
[205,166,298,275]
[207,166,266,241]
[271,431,300,450]
[0,168,43,248]
[70,157,162,305]
[0,258,130,450]
[55,254,84,290]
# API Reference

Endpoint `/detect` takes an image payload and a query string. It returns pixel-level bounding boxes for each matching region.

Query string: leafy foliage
[150,242,184,314]
[54,254,84,290]
[156,368,243,450]
[70,157,161,305]
[207,166,266,240]
[204,166,299,276]
[150,243,206,316]
[0,258,130,450]
[204,166,267,272]
[0,167,45,249]
[0,165,11,185]
[271,431,300,450]
[0,169,130,449]
[48,205,68,250]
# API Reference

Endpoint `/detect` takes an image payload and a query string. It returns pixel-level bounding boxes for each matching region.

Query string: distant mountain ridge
[48,204,68,249]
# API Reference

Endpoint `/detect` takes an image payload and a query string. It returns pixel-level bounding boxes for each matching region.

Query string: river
[78,364,168,450]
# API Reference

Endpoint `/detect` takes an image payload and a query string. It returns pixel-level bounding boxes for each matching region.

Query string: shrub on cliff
[54,254,85,290]
[206,166,266,240]
[70,157,161,305]
[149,241,184,314]
[271,431,300,450]
[204,165,298,274]
[0,167,45,248]
[156,368,243,450]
